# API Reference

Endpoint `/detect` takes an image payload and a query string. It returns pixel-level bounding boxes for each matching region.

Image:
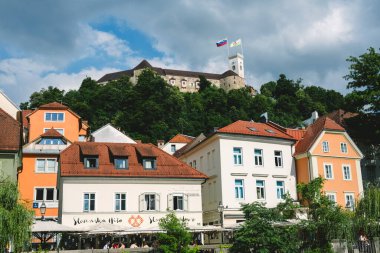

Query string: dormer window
[265,129,276,134]
[84,157,98,169]
[143,158,156,170]
[38,138,65,145]
[115,158,128,170]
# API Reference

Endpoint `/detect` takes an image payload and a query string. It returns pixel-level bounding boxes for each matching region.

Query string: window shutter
[184,194,189,211]
[139,194,145,211]
[155,194,160,211]
[167,194,173,211]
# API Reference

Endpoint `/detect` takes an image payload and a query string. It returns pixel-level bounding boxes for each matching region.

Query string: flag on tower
[230,38,242,48]
[216,39,228,47]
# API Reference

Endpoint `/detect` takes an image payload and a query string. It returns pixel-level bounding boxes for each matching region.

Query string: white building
[176,120,297,228]
[91,123,136,143]
[58,142,207,232]
[158,134,194,155]
[0,90,19,120]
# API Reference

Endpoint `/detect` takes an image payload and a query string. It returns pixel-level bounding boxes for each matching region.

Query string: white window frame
[170,79,176,85]
[44,112,65,122]
[84,157,98,169]
[256,180,266,200]
[276,181,285,200]
[114,158,128,170]
[274,150,283,167]
[326,192,337,203]
[344,193,355,211]
[114,193,127,212]
[34,187,58,202]
[340,142,348,153]
[324,163,334,179]
[144,193,157,211]
[254,149,263,166]
[234,179,244,199]
[171,144,176,153]
[143,158,156,170]
[44,128,64,135]
[233,147,243,165]
[173,194,184,211]
[342,165,352,180]
[83,192,96,212]
[35,158,57,173]
[322,141,329,153]
[181,80,187,88]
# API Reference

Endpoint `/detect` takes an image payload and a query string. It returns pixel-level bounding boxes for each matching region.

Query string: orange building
[19,102,88,219]
[293,116,363,208]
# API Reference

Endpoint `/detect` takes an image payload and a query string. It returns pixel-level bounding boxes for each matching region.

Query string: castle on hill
[98,53,256,93]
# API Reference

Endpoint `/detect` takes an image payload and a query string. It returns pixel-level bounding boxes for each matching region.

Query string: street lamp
[217,201,224,244]
[40,202,46,221]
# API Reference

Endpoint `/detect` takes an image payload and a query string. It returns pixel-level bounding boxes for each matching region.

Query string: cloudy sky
[0,0,379,104]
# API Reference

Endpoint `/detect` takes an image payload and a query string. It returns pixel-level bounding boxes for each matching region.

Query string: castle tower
[229,53,244,78]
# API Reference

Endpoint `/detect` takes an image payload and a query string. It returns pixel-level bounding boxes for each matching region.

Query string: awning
[32,221,84,233]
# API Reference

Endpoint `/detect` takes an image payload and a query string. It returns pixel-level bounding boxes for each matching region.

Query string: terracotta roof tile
[168,134,194,143]
[60,142,208,179]
[327,109,358,127]
[39,102,68,110]
[294,116,345,156]
[0,108,21,151]
[40,128,64,138]
[216,120,295,141]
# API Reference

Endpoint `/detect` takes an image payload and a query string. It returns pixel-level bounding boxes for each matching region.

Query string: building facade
[0,108,21,182]
[58,142,207,231]
[158,134,194,155]
[293,116,363,208]
[0,90,19,120]
[90,123,136,143]
[97,59,248,93]
[176,120,297,227]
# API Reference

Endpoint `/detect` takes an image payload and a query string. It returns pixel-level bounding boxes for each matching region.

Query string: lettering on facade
[73,217,123,226]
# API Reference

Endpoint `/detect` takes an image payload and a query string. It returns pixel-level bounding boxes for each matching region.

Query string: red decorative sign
[128,215,144,227]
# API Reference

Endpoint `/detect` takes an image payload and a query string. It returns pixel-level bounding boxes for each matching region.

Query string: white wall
[92,125,136,143]
[0,91,19,119]
[161,142,187,155]
[59,177,203,229]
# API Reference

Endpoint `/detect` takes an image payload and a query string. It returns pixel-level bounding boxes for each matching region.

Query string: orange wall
[316,156,360,207]
[19,154,59,217]
[313,132,360,158]
[28,109,80,143]
[296,157,309,184]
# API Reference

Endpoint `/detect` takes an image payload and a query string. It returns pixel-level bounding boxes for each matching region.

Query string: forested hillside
[20,48,379,144]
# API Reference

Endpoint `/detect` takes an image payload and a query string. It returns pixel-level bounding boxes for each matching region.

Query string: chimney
[213,127,219,132]
[157,140,165,148]
[311,111,319,123]
[260,112,268,123]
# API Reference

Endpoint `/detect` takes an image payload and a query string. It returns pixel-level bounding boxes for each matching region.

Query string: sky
[0,0,379,105]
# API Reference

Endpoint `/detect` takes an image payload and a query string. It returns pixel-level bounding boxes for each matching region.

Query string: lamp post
[217,201,224,244]
[40,202,46,221]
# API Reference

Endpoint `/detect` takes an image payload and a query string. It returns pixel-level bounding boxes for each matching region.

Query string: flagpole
[240,38,244,56]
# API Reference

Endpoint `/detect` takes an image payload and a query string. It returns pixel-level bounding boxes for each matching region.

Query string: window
[256,180,265,200]
[181,80,187,88]
[35,158,57,173]
[173,194,184,211]
[324,164,333,179]
[38,138,65,145]
[171,144,176,153]
[115,193,126,212]
[34,187,57,202]
[233,147,242,165]
[145,194,156,211]
[143,158,156,170]
[170,79,175,85]
[115,158,128,170]
[343,165,351,180]
[45,112,64,122]
[235,179,244,199]
[322,141,329,152]
[341,143,348,153]
[193,160,197,169]
[326,193,337,203]
[276,181,285,199]
[345,193,355,210]
[265,129,276,134]
[84,157,98,168]
[195,81,200,89]
[254,149,263,166]
[274,151,283,167]
[84,193,95,212]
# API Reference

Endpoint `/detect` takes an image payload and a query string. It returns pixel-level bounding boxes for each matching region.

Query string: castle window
[181,80,187,88]
[195,81,200,89]
[170,79,175,85]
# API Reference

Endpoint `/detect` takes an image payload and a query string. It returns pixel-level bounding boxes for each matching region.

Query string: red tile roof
[22,110,33,128]
[40,128,64,138]
[327,109,358,127]
[39,102,68,110]
[216,120,295,141]
[0,108,21,151]
[60,142,208,179]
[168,134,194,143]
[294,116,345,156]
[285,129,306,141]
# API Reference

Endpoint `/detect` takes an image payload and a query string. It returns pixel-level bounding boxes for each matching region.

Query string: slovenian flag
[230,39,242,48]
[216,39,228,47]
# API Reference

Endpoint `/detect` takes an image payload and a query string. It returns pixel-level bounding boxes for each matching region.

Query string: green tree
[0,178,34,252]
[344,47,380,112]
[21,86,65,109]
[157,212,197,253]
[354,186,380,237]
[230,202,300,253]
[297,177,352,252]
